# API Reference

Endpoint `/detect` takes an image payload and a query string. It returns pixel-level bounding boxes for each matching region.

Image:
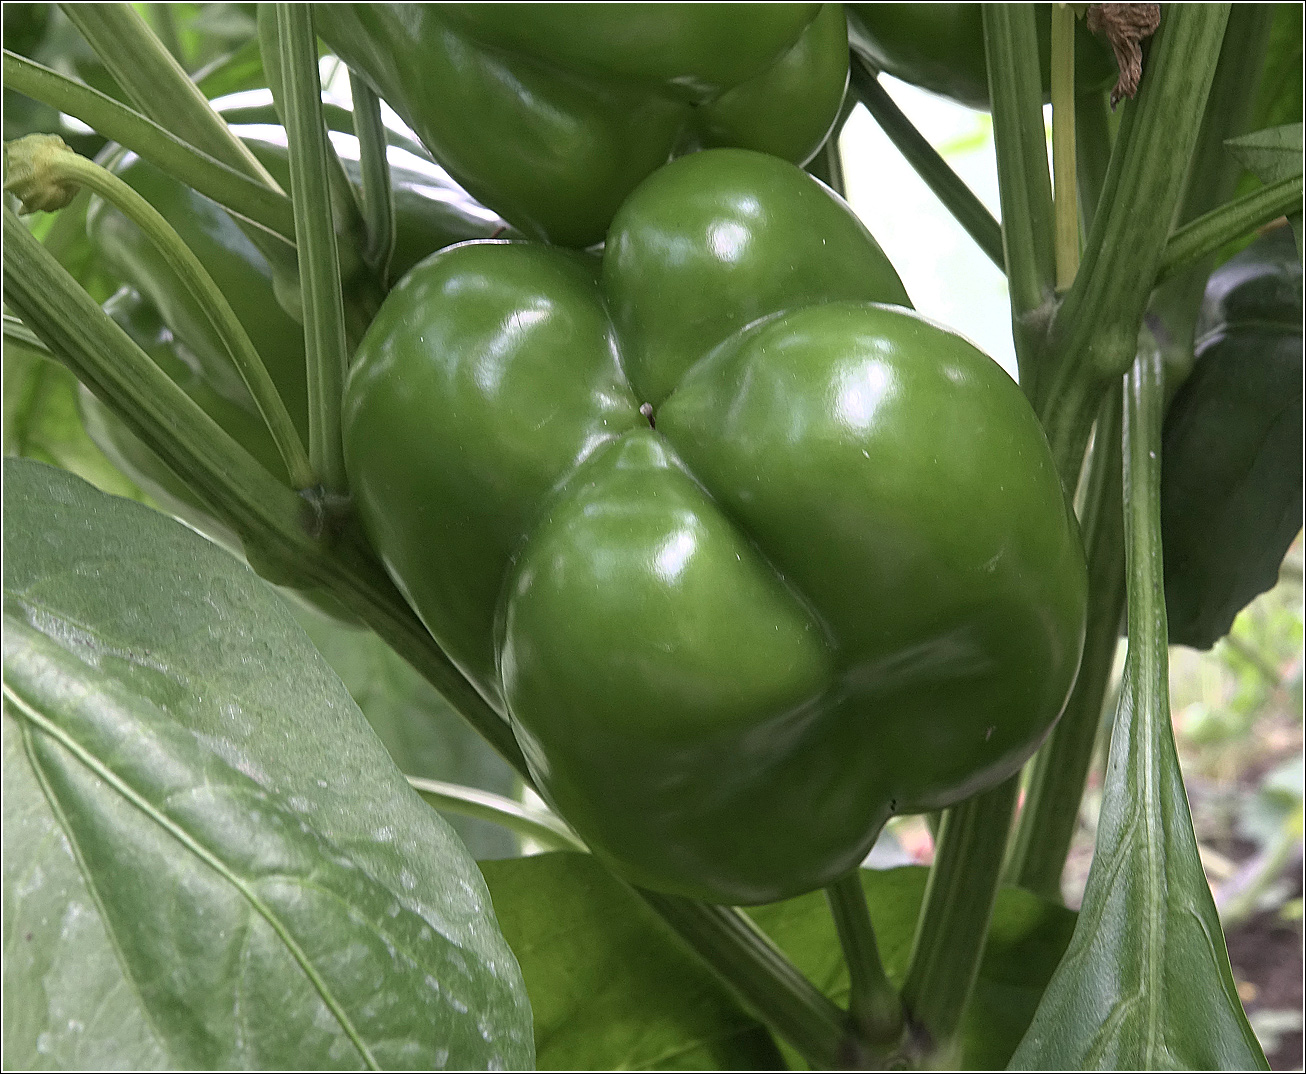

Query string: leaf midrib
[3,678,381,1071]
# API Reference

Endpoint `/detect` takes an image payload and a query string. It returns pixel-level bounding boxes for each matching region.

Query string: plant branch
[901,777,1020,1065]
[1006,383,1126,897]
[60,2,279,189]
[983,4,1057,394]
[406,777,586,854]
[638,890,855,1070]
[276,3,349,496]
[848,55,1005,271]
[825,872,905,1049]
[1,51,297,242]
[1158,174,1303,281]
[7,135,314,490]
[1045,6,1233,389]
[258,5,366,248]
[1051,4,1080,291]
[349,69,396,283]
[1075,88,1113,235]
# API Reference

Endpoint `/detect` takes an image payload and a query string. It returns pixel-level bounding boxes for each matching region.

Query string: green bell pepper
[315,3,850,246]
[846,3,1117,112]
[343,149,1089,904]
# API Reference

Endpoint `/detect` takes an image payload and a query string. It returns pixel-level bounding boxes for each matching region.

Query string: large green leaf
[479,853,783,1070]
[1011,349,1267,1070]
[1162,227,1303,649]
[481,853,1075,1070]
[292,605,521,861]
[2,458,534,1070]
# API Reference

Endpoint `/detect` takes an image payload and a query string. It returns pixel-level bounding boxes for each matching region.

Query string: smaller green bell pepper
[317,3,850,246]
[846,4,1117,111]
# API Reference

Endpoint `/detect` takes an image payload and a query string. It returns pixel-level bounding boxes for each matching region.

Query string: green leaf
[2,458,534,1070]
[1011,347,1267,1070]
[2,344,146,503]
[291,604,521,860]
[1162,227,1304,650]
[1225,123,1304,186]
[480,853,783,1070]
[482,854,1075,1070]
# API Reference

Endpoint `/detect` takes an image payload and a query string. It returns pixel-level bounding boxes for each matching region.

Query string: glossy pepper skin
[315,3,849,247]
[344,149,1089,904]
[846,4,1117,111]
[80,112,510,514]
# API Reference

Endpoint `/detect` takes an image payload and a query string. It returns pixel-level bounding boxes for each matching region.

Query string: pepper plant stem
[901,776,1019,1064]
[276,2,350,496]
[349,69,396,282]
[1075,89,1112,234]
[638,891,852,1070]
[1158,175,1304,281]
[258,5,366,249]
[1006,385,1125,897]
[1051,4,1079,291]
[1,51,297,242]
[406,777,586,854]
[8,142,314,490]
[847,56,1004,270]
[825,872,905,1048]
[1043,5,1233,395]
[983,3,1057,393]
[60,2,279,189]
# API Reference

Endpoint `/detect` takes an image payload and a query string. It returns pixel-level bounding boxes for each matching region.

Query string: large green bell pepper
[846,4,1117,112]
[315,3,850,246]
[344,149,1089,904]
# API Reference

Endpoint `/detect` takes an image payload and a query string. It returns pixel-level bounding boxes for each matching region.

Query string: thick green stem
[60,2,279,189]
[1051,4,1079,291]
[349,69,395,282]
[258,4,366,247]
[639,891,855,1070]
[59,3,301,301]
[2,51,297,241]
[1075,89,1113,235]
[848,55,1004,270]
[825,872,905,1048]
[1007,385,1126,897]
[1158,174,1304,280]
[276,3,349,496]
[406,777,586,854]
[147,3,184,65]
[7,137,314,489]
[1044,5,1232,395]
[901,777,1020,1064]
[4,205,301,546]
[983,4,1058,394]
